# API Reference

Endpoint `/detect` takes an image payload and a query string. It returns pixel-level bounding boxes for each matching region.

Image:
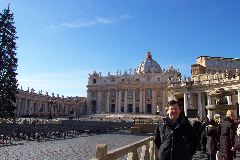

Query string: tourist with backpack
[154,100,198,160]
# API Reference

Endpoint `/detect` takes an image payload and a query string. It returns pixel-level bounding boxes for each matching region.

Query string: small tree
[0,5,18,118]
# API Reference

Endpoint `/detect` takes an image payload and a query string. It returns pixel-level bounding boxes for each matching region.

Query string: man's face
[167,104,180,121]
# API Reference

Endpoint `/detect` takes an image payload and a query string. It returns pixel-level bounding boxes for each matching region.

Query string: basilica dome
[136,51,162,74]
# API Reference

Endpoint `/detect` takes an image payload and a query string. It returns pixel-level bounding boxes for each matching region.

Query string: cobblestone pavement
[0,132,149,160]
[0,131,238,160]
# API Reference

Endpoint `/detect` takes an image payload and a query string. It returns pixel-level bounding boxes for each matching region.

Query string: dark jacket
[234,134,240,150]
[154,116,197,160]
[204,125,219,155]
[218,117,236,160]
[192,120,203,150]
[200,122,207,147]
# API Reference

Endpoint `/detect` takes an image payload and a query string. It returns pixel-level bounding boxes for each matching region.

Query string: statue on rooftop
[129,68,132,75]
[31,88,35,93]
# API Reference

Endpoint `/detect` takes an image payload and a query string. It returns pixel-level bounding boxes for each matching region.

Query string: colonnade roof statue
[136,50,162,74]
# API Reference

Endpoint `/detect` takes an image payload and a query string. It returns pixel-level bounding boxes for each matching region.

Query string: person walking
[218,110,236,160]
[234,124,240,152]
[204,119,219,160]
[192,116,203,151]
[201,117,209,153]
[154,100,197,160]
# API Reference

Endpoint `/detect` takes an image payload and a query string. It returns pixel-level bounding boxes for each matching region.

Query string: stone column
[118,90,122,113]
[87,91,91,113]
[24,98,28,116]
[17,98,21,116]
[184,92,189,117]
[189,93,193,109]
[97,91,102,113]
[201,93,206,118]
[39,101,42,116]
[23,99,26,115]
[124,90,128,113]
[227,96,232,105]
[42,102,45,114]
[143,89,146,113]
[29,100,33,115]
[115,90,118,113]
[64,105,67,115]
[106,91,110,113]
[139,90,143,113]
[232,93,237,118]
[46,102,49,115]
[207,94,213,120]
[133,90,136,113]
[152,90,156,114]
[57,103,60,116]
[198,92,203,119]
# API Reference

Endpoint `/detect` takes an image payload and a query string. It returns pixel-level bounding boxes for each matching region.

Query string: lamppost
[48,99,57,120]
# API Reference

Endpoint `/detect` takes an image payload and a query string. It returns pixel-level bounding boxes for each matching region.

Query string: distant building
[191,56,240,76]
[87,50,180,115]
[15,88,87,117]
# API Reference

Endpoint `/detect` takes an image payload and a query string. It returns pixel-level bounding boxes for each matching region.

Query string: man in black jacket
[192,116,203,151]
[154,100,197,160]
[218,110,236,160]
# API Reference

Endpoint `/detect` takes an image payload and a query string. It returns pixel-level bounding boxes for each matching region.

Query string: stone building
[168,56,240,119]
[15,87,87,117]
[87,51,180,115]
[191,56,240,76]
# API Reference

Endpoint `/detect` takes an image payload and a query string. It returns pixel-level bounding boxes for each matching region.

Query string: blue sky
[1,0,240,97]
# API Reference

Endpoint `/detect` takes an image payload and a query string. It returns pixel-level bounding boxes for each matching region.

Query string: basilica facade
[87,51,180,115]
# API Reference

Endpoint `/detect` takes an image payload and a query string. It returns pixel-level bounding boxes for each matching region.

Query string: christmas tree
[0,4,18,118]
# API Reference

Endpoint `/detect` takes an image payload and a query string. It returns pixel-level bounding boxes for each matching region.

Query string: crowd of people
[154,100,240,160]
[193,110,239,160]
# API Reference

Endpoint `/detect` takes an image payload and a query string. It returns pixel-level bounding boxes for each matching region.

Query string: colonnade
[179,89,240,119]
[15,97,86,117]
[89,89,168,115]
